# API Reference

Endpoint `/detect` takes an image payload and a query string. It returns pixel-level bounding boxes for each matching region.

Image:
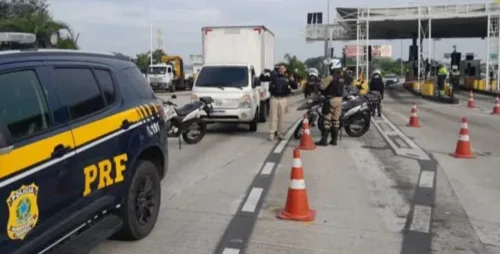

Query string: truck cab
[146,63,174,91]
[191,63,264,131]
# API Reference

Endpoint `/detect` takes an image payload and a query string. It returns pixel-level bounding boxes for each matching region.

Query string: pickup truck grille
[213,99,239,108]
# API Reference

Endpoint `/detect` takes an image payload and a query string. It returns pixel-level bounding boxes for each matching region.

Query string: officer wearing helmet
[369,69,384,117]
[305,68,320,98]
[316,58,345,146]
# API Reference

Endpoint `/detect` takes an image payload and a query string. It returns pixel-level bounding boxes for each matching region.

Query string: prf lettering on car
[83,153,128,196]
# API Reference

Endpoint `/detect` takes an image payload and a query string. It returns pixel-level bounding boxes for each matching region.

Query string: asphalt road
[91,88,500,254]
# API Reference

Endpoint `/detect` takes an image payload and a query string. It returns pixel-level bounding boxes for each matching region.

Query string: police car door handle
[0,145,13,155]
[121,119,130,130]
[51,144,71,158]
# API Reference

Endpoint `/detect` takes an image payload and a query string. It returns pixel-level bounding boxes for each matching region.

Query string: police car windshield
[147,67,167,74]
[196,66,248,88]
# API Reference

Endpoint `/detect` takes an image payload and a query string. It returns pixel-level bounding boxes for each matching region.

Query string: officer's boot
[329,127,339,145]
[315,129,329,146]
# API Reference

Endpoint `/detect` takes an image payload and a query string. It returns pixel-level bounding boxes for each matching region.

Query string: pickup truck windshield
[196,66,248,88]
[147,67,167,74]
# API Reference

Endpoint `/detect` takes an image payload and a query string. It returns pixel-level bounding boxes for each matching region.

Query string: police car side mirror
[171,94,177,99]
[0,124,13,154]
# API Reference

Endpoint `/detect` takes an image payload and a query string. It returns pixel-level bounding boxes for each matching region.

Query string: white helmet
[308,68,319,77]
[373,69,381,75]
[323,58,342,71]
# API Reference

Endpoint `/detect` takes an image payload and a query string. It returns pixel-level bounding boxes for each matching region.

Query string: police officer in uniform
[369,69,384,117]
[449,65,460,98]
[316,58,345,146]
[268,63,298,141]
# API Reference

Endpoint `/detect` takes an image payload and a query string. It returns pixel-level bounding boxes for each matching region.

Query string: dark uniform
[316,70,345,146]
[449,66,459,98]
[268,72,297,140]
[369,73,384,117]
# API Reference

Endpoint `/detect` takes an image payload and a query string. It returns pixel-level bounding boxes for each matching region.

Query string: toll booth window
[0,70,51,141]
[53,68,106,121]
[94,69,116,105]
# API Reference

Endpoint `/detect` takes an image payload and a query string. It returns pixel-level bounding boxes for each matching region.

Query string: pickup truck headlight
[239,94,251,108]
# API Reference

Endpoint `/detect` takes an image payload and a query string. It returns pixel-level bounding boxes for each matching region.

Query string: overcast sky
[49,0,491,64]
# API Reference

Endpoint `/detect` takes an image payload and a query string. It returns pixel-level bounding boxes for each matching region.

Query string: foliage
[0,0,79,50]
[304,56,326,73]
[283,53,307,79]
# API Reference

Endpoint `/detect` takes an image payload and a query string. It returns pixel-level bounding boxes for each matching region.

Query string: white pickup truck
[191,25,274,131]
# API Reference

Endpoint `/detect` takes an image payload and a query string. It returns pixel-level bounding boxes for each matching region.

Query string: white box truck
[191,26,275,131]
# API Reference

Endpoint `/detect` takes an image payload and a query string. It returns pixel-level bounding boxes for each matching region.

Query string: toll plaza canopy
[305,3,500,41]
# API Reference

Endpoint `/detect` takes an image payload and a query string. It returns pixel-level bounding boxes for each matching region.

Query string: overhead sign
[343,45,392,57]
[0,32,36,44]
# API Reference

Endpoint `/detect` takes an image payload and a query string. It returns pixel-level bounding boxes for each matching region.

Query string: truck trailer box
[201,25,274,76]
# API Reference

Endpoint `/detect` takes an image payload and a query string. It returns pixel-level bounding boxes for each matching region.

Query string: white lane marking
[371,114,431,161]
[289,179,306,189]
[260,162,275,175]
[0,122,143,188]
[409,205,432,233]
[418,171,435,188]
[273,118,302,154]
[241,187,263,212]
[222,248,240,254]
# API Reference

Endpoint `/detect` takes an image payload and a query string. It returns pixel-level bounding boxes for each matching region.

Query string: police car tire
[115,160,161,241]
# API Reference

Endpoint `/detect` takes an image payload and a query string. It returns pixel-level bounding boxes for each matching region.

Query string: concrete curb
[403,84,460,104]
[457,85,500,97]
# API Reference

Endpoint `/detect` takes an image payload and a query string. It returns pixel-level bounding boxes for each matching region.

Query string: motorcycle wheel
[182,120,207,144]
[344,112,371,137]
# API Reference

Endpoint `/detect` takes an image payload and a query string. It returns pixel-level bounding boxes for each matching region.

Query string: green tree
[0,0,79,49]
[133,53,150,73]
[0,0,49,19]
[283,53,307,79]
[304,56,326,72]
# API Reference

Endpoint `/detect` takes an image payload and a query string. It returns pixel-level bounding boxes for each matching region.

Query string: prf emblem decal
[6,183,39,240]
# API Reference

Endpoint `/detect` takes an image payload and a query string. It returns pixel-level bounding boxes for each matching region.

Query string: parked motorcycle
[161,95,214,148]
[293,91,372,140]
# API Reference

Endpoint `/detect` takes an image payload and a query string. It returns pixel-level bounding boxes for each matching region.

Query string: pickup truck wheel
[258,101,267,123]
[114,160,161,241]
[249,109,258,132]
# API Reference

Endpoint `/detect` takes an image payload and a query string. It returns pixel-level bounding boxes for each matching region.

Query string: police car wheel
[115,160,161,241]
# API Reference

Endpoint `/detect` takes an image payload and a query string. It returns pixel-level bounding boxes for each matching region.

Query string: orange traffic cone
[277,149,316,222]
[492,96,500,115]
[297,114,316,150]
[467,90,476,108]
[407,103,420,127]
[450,117,474,159]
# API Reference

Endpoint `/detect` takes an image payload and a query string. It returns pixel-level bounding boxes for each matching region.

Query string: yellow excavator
[161,55,189,91]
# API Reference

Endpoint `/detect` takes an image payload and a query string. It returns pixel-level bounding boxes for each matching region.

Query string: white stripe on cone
[289,179,306,189]
[292,158,302,167]
[410,112,417,117]
[303,118,309,124]
[461,123,468,129]
[459,135,470,141]
[303,128,311,135]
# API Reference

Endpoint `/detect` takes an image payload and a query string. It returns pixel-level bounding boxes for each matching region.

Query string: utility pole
[149,0,153,66]
[324,0,330,75]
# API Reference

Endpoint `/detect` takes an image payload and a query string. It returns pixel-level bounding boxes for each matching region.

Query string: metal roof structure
[305,3,500,41]
[304,2,500,90]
